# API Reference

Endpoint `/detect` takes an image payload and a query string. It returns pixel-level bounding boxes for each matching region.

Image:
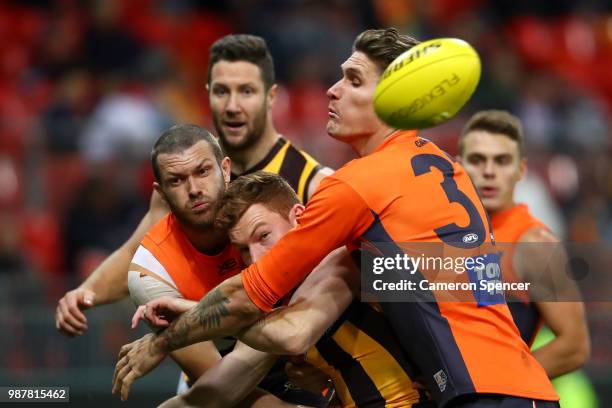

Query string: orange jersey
[491,204,547,243]
[491,204,548,346]
[242,131,558,406]
[140,213,244,301]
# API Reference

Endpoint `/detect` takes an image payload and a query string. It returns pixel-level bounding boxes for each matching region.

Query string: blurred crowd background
[1,0,611,406]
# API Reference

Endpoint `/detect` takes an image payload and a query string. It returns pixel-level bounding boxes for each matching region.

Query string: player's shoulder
[143,212,177,246]
[512,205,553,242]
[324,159,361,185]
[518,225,558,244]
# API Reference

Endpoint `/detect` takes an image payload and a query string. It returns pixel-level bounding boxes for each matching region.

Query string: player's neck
[348,127,398,157]
[230,123,279,175]
[488,200,517,218]
[181,222,230,255]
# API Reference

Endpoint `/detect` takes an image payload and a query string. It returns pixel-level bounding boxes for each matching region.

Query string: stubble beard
[214,100,268,154]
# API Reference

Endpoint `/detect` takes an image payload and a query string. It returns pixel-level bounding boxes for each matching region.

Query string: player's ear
[267,84,277,107]
[288,203,306,227]
[518,157,527,181]
[153,182,167,203]
[221,157,231,186]
[205,83,210,93]
[456,154,462,164]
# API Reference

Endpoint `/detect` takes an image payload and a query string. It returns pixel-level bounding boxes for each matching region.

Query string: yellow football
[374,38,481,129]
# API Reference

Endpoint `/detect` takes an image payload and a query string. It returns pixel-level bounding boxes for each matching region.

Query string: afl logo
[462,233,479,244]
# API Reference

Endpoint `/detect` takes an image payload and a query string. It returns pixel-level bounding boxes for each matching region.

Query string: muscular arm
[238,248,357,355]
[160,341,280,408]
[515,227,591,378]
[532,301,590,378]
[56,191,168,336]
[153,274,264,354]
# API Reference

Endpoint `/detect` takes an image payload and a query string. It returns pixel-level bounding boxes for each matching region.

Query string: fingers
[112,357,136,401]
[133,304,170,328]
[112,356,127,394]
[114,360,133,396]
[118,343,133,360]
[144,303,159,323]
[144,304,170,327]
[131,306,146,329]
[148,313,170,328]
[56,300,87,336]
[120,371,136,401]
[112,335,165,401]
[113,343,134,395]
[64,293,88,324]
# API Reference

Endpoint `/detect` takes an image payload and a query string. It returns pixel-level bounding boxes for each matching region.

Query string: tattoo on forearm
[159,312,192,351]
[158,287,232,352]
[195,287,231,329]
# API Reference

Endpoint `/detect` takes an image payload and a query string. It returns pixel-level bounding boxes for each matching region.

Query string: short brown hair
[353,28,420,73]
[459,110,525,157]
[208,34,275,90]
[216,171,299,231]
[152,124,224,183]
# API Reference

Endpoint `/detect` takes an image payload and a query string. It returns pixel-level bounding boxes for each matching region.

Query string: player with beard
[113,28,559,408]
[125,124,327,406]
[55,34,332,337]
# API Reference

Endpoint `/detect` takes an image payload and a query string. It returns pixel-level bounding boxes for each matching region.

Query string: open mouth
[479,186,498,198]
[223,121,246,133]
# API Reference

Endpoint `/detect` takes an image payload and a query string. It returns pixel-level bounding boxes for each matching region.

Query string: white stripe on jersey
[131,245,178,290]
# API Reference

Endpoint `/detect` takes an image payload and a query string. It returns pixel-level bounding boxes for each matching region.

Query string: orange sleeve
[242,176,374,311]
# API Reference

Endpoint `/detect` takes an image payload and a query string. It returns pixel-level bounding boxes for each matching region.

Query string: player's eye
[350,77,361,87]
[198,167,210,176]
[260,232,270,241]
[496,156,512,165]
[168,177,181,186]
[467,156,480,165]
[213,87,227,96]
[242,87,254,96]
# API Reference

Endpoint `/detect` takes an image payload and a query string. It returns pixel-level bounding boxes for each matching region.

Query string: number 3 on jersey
[411,154,486,248]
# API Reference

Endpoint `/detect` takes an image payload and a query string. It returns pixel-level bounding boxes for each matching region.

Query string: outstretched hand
[112,333,167,401]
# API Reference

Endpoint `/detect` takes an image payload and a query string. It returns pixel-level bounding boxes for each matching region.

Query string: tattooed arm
[112,274,263,401]
[157,274,263,351]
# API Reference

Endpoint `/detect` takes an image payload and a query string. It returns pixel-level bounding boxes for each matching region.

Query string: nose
[327,79,342,100]
[483,160,495,179]
[226,92,240,114]
[186,176,202,198]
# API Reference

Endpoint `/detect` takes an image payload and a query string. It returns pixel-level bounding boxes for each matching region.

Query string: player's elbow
[558,331,591,372]
[281,326,314,355]
[570,336,591,369]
